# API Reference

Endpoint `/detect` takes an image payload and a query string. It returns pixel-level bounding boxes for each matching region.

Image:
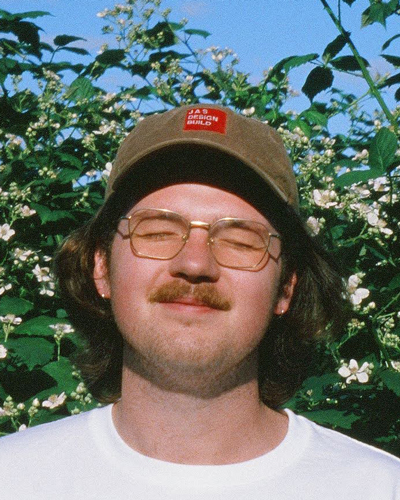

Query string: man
[1,105,399,499]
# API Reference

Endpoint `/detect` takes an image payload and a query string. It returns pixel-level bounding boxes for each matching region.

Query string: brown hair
[54,150,348,408]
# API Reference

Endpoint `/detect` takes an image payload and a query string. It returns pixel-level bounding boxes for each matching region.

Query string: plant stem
[320,0,397,132]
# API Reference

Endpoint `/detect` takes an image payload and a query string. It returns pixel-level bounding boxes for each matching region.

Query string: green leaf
[342,0,356,5]
[53,35,86,47]
[10,10,50,20]
[96,49,125,65]
[6,337,54,370]
[301,410,360,429]
[30,203,76,224]
[13,316,61,337]
[380,72,400,89]
[0,297,33,316]
[382,54,400,68]
[382,34,400,51]
[369,128,397,172]
[335,168,383,188]
[302,67,334,100]
[273,53,318,74]
[322,34,348,63]
[41,358,78,393]
[65,77,95,101]
[388,274,400,291]
[330,55,370,71]
[362,2,397,28]
[184,28,211,39]
[379,370,400,396]
[300,109,328,127]
[59,47,90,56]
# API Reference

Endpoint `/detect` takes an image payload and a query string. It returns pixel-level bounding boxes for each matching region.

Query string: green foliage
[0,0,399,457]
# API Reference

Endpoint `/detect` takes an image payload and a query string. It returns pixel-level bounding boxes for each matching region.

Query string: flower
[42,392,66,409]
[347,275,370,305]
[0,224,15,242]
[338,359,373,384]
[32,264,52,283]
[19,205,36,217]
[306,216,321,235]
[0,314,22,325]
[312,189,338,208]
[0,344,7,359]
[102,162,112,179]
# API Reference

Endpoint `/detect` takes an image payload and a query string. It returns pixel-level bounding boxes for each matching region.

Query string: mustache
[149,281,232,311]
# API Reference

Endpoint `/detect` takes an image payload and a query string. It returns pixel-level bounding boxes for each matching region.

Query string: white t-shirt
[0,405,399,499]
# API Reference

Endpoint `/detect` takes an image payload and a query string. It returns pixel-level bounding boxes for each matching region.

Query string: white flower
[306,216,321,235]
[32,264,52,283]
[242,107,255,117]
[0,314,22,325]
[42,392,66,409]
[18,424,27,432]
[19,205,36,217]
[0,224,15,242]
[338,359,373,384]
[0,344,7,359]
[0,283,12,295]
[13,248,33,262]
[49,323,74,335]
[102,162,112,179]
[312,189,338,208]
[350,287,370,305]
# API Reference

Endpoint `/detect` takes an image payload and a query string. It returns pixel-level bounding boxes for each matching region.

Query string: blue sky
[2,0,398,116]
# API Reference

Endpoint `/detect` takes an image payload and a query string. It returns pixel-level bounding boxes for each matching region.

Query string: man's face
[94,183,295,390]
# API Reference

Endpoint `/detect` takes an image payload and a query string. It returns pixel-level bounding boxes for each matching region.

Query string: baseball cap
[105,104,299,210]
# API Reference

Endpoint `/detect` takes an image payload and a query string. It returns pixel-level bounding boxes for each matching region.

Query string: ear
[93,249,111,299]
[274,272,297,315]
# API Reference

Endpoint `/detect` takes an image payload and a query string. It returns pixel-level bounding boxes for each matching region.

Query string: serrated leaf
[369,127,397,172]
[30,203,76,224]
[274,53,318,74]
[0,297,33,316]
[300,109,328,127]
[96,49,125,65]
[380,72,400,89]
[302,66,334,101]
[14,316,61,337]
[382,54,400,68]
[12,11,50,20]
[330,55,370,71]
[362,3,397,28]
[59,47,90,56]
[302,410,360,429]
[335,168,383,188]
[6,337,54,370]
[388,274,400,290]
[184,28,211,39]
[42,358,78,393]
[65,76,95,101]
[379,370,400,396]
[322,34,348,63]
[382,34,400,51]
[53,35,86,47]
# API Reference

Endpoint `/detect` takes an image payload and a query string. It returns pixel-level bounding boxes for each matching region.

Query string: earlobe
[93,250,111,299]
[274,272,297,315]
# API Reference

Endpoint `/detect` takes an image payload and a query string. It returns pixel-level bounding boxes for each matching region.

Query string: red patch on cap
[183,108,227,134]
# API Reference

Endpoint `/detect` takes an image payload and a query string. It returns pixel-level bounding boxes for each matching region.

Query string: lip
[158,297,219,313]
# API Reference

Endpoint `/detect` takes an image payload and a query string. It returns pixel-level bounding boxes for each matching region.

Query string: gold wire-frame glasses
[120,208,280,270]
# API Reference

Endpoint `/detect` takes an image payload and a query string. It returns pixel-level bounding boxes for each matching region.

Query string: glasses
[120,208,280,270]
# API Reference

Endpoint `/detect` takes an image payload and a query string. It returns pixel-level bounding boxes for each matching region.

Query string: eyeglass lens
[127,209,271,269]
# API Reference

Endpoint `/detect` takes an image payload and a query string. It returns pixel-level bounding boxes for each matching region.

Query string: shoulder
[0,405,110,464]
[287,409,400,474]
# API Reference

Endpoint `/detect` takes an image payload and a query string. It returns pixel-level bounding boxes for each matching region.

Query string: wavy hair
[54,148,348,409]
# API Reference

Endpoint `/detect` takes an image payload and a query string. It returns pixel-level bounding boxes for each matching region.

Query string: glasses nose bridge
[182,220,212,245]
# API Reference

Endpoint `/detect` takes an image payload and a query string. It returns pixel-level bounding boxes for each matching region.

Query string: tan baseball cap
[106,104,298,209]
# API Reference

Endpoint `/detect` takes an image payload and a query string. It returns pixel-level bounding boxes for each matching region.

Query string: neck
[112,351,288,465]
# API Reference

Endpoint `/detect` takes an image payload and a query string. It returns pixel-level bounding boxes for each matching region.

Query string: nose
[168,228,221,283]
